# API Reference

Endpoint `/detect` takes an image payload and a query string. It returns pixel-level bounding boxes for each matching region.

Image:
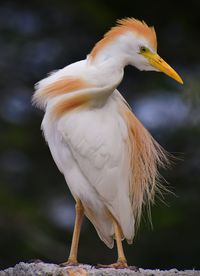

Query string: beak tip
[177,76,184,85]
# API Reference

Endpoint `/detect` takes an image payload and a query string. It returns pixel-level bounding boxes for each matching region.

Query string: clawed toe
[96,261,128,269]
[60,260,79,267]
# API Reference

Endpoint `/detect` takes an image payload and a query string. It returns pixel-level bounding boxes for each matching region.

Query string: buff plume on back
[120,102,169,226]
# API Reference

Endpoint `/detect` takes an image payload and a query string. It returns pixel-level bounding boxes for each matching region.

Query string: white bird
[33,18,183,268]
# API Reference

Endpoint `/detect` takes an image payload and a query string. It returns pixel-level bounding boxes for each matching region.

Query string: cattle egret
[33,18,183,268]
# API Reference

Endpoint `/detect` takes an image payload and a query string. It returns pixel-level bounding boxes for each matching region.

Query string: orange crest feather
[90,17,157,60]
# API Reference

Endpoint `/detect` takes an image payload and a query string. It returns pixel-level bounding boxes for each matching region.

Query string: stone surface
[0,262,200,276]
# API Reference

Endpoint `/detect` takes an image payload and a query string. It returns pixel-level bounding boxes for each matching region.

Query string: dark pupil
[141,47,146,52]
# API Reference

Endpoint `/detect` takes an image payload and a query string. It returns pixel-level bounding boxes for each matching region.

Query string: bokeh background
[0,0,200,270]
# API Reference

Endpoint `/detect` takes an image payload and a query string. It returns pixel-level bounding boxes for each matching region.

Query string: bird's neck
[89,57,125,89]
[86,35,137,108]
[86,35,134,93]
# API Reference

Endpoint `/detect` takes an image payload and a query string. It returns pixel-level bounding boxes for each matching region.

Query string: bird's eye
[140,46,147,53]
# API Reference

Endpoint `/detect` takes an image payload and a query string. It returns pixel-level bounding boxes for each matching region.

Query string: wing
[57,90,134,242]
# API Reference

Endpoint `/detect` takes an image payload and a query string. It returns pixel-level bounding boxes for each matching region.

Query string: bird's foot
[96,260,129,269]
[60,258,79,267]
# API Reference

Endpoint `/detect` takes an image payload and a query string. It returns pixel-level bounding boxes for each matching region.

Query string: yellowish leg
[97,218,128,269]
[61,199,84,266]
[113,220,128,266]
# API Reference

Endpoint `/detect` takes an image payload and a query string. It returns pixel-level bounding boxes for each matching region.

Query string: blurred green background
[0,0,200,271]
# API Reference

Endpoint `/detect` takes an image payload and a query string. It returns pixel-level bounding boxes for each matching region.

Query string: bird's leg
[113,220,128,268]
[60,199,84,267]
[97,218,128,269]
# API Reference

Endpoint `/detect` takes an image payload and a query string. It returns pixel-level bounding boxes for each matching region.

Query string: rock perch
[0,262,200,276]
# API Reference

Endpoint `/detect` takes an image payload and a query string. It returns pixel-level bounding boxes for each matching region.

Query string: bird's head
[90,18,183,84]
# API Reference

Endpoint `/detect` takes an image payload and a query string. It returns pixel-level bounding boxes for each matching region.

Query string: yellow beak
[143,52,183,84]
